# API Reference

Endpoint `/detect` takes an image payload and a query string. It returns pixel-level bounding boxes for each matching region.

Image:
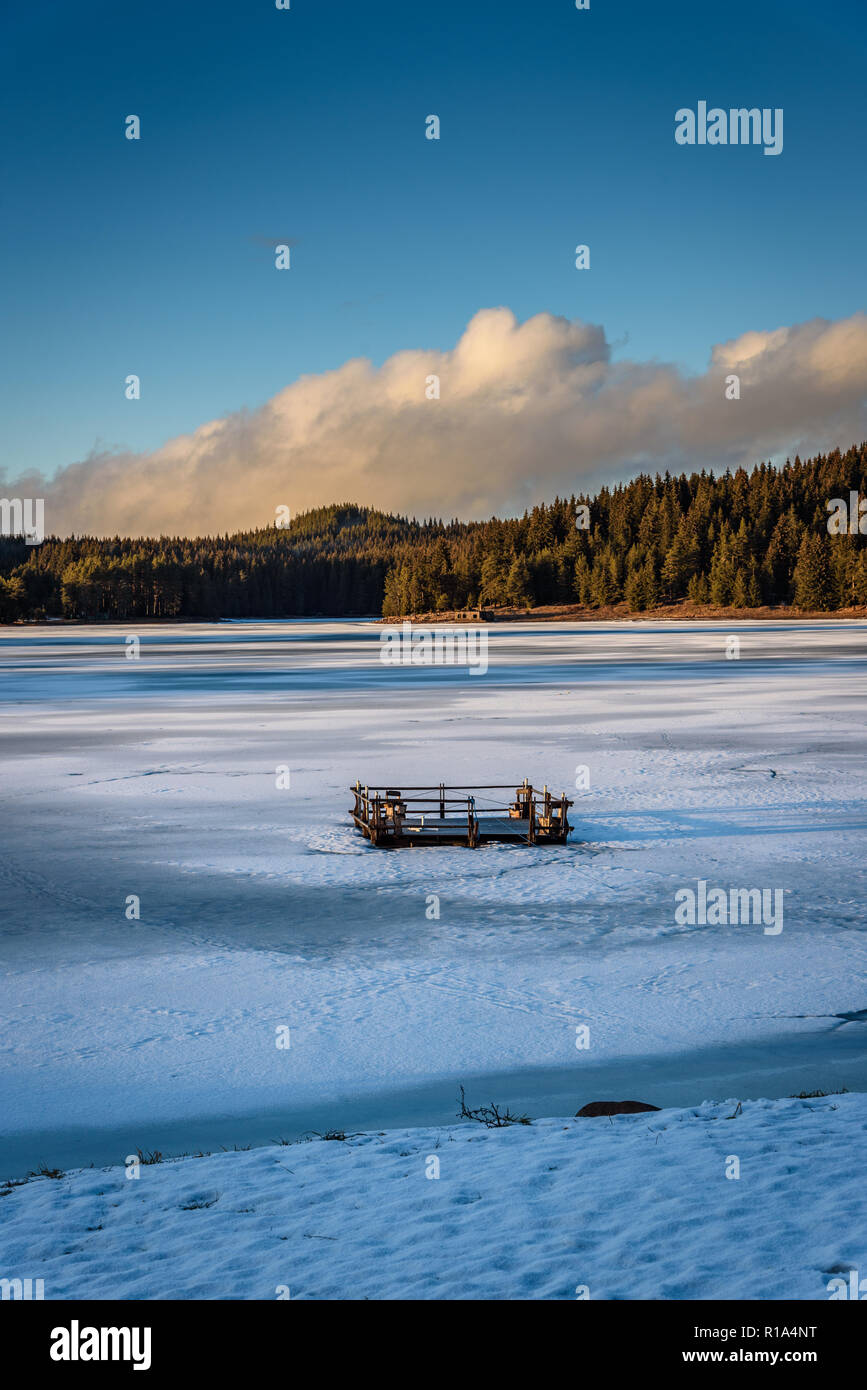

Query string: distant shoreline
[3,602,867,630]
[376,601,867,625]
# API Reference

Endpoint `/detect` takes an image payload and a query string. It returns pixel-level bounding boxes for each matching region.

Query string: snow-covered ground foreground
[1,620,865,1196]
[2,1093,864,1300]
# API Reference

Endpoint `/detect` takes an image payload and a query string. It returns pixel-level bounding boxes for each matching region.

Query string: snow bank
[2,1093,864,1300]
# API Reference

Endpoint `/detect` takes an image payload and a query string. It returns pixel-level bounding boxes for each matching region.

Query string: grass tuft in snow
[29,1163,65,1180]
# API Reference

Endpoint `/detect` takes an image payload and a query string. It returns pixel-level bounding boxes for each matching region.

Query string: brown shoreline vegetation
[378,600,867,625]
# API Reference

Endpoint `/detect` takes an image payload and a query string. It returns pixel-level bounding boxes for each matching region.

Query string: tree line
[1,445,865,623]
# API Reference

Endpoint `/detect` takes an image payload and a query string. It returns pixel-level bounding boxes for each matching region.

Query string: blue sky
[1,0,865,490]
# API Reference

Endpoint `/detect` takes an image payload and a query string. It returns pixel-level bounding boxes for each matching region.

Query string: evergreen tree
[505,554,533,607]
[793,534,836,610]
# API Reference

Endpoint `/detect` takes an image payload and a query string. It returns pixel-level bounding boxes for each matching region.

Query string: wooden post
[439,782,445,819]
[467,796,478,848]
[528,796,536,845]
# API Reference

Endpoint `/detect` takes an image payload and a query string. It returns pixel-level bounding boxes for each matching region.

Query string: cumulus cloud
[6,307,867,537]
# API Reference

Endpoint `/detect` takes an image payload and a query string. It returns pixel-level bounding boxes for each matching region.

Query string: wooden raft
[349,780,573,848]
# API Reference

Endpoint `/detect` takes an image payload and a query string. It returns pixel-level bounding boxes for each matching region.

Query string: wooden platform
[349,782,572,849]
[389,815,529,845]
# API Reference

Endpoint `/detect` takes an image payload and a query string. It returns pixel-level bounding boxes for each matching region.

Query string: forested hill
[1,445,866,621]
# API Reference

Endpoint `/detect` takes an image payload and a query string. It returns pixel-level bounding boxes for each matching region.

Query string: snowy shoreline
[2,1094,865,1301]
[2,1024,866,1182]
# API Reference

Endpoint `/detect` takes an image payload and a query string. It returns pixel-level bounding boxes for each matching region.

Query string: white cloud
[6,307,867,536]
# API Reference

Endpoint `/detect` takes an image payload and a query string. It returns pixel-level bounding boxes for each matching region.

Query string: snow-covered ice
[0,619,865,1281]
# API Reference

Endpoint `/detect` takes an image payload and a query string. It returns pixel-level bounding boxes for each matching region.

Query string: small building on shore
[454,607,497,622]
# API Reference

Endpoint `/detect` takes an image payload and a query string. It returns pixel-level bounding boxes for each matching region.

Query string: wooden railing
[349,781,572,847]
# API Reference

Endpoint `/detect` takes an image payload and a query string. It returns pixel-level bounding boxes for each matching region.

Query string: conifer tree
[793,534,836,610]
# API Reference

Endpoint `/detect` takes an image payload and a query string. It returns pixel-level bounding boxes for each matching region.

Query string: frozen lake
[1,619,866,1177]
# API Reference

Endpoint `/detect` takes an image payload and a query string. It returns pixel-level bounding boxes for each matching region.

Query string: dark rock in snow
[576,1100,661,1118]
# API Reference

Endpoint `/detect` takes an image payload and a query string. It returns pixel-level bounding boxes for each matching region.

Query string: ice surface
[1,620,866,1179]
